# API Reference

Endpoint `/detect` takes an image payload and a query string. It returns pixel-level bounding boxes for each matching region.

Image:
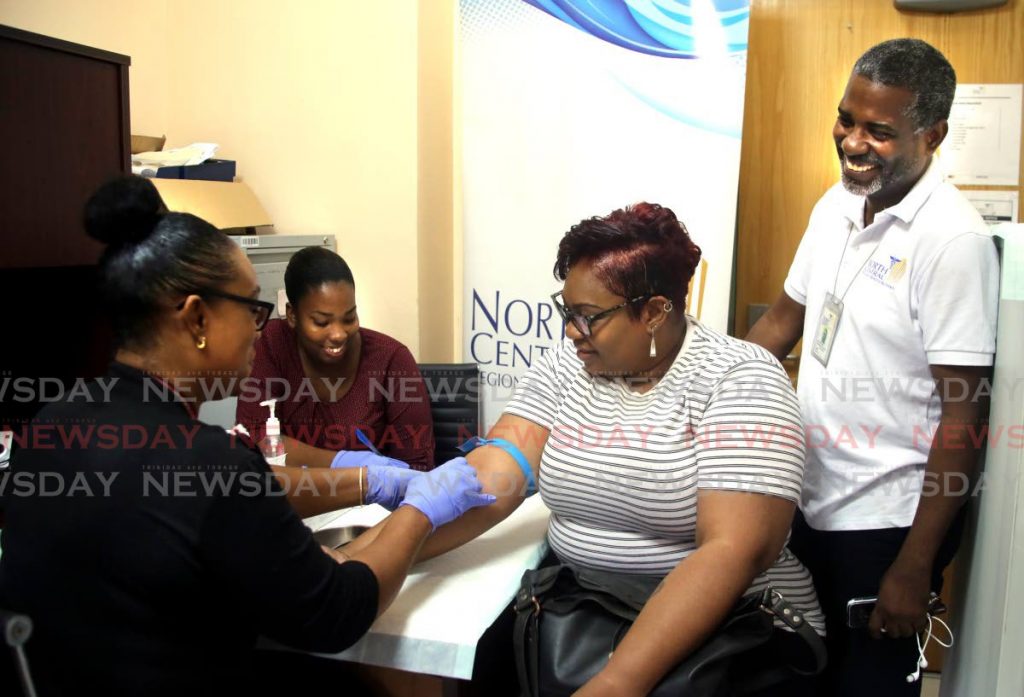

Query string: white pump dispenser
[259,399,287,466]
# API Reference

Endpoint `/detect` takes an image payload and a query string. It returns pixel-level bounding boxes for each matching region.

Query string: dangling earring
[196,336,207,350]
[649,331,657,358]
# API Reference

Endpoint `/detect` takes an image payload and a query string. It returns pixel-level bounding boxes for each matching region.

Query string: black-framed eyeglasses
[183,288,276,330]
[550,291,650,338]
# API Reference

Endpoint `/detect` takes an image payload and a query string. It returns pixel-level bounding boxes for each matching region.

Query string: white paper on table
[132,142,219,167]
[302,496,551,679]
[941,84,1022,186]
[963,190,1019,225]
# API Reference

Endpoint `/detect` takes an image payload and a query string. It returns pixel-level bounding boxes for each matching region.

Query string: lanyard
[832,221,884,303]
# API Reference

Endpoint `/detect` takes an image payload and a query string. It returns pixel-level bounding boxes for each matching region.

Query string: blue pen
[355,428,383,456]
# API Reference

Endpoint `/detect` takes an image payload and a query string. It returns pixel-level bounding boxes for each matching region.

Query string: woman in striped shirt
[352,202,824,696]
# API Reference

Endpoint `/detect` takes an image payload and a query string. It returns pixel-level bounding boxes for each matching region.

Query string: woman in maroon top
[236,247,436,470]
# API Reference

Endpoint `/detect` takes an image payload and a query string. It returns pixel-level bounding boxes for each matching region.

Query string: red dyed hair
[553,202,702,317]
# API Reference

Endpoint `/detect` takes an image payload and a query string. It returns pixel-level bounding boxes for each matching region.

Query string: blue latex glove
[330,450,410,470]
[365,466,424,510]
[399,457,497,529]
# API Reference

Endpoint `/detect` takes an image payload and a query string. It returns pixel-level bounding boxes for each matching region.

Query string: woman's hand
[365,466,424,510]
[330,450,410,470]
[399,457,497,529]
[329,450,421,509]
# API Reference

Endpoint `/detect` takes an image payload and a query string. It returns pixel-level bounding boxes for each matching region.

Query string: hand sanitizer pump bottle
[259,399,287,466]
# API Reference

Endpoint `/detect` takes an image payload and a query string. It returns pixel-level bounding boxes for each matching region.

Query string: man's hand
[869,559,931,640]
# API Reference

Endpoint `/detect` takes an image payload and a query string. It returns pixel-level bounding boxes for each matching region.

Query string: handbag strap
[760,588,828,673]
[512,595,538,697]
[514,567,563,697]
[734,588,828,694]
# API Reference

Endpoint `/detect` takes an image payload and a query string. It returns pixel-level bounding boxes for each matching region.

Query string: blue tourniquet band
[457,436,537,496]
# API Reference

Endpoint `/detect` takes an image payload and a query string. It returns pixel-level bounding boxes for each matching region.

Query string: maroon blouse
[236,320,435,471]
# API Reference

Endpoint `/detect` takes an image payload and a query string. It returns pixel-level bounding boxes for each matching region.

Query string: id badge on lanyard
[811,292,844,366]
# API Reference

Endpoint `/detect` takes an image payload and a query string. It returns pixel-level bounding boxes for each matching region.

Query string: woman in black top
[0,176,492,696]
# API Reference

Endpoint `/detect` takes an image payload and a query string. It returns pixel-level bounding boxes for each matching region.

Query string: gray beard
[840,172,883,197]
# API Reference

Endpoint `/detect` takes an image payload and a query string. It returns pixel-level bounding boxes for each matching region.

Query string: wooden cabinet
[0,25,129,429]
[0,25,130,269]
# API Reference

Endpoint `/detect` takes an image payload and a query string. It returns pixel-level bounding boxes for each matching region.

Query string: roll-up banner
[461,0,751,426]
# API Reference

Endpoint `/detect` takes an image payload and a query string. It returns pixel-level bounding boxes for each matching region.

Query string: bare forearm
[586,491,795,696]
[419,501,516,560]
[284,441,337,468]
[870,415,985,637]
[273,466,362,518]
[744,293,805,364]
[348,506,432,615]
[897,367,990,571]
[343,520,384,557]
[897,427,981,570]
[344,446,529,561]
[746,322,793,363]
[345,480,520,561]
[596,542,763,696]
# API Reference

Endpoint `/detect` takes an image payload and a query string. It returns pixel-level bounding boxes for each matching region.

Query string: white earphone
[906,614,954,683]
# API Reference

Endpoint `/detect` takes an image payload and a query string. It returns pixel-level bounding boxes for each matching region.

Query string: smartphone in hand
[846,593,947,629]
[846,596,877,629]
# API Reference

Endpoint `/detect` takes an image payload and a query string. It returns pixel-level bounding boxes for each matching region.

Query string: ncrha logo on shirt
[863,255,908,289]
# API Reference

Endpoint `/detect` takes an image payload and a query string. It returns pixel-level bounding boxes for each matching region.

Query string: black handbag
[513,564,827,697]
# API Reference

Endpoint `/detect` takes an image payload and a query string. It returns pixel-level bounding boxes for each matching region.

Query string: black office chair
[416,364,482,466]
[0,608,36,697]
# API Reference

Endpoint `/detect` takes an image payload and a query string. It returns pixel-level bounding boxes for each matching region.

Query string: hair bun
[84,175,167,246]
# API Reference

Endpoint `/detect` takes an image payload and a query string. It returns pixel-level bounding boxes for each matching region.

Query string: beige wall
[417,0,457,363]
[1,0,441,358]
[163,0,423,354]
[0,0,172,136]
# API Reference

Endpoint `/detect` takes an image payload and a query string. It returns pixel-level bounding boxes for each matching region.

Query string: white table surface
[301,496,551,679]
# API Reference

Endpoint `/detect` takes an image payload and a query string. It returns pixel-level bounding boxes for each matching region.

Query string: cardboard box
[151,178,274,235]
[156,159,236,182]
[131,134,166,154]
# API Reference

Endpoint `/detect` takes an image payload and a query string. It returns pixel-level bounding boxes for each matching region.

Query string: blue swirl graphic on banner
[522,0,749,57]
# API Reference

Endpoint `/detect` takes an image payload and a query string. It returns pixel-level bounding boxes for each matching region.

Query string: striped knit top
[505,316,825,634]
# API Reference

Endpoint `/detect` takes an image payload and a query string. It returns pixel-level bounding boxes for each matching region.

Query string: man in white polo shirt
[747,38,998,697]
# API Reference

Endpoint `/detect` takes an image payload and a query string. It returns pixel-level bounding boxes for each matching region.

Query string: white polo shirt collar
[838,157,943,231]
